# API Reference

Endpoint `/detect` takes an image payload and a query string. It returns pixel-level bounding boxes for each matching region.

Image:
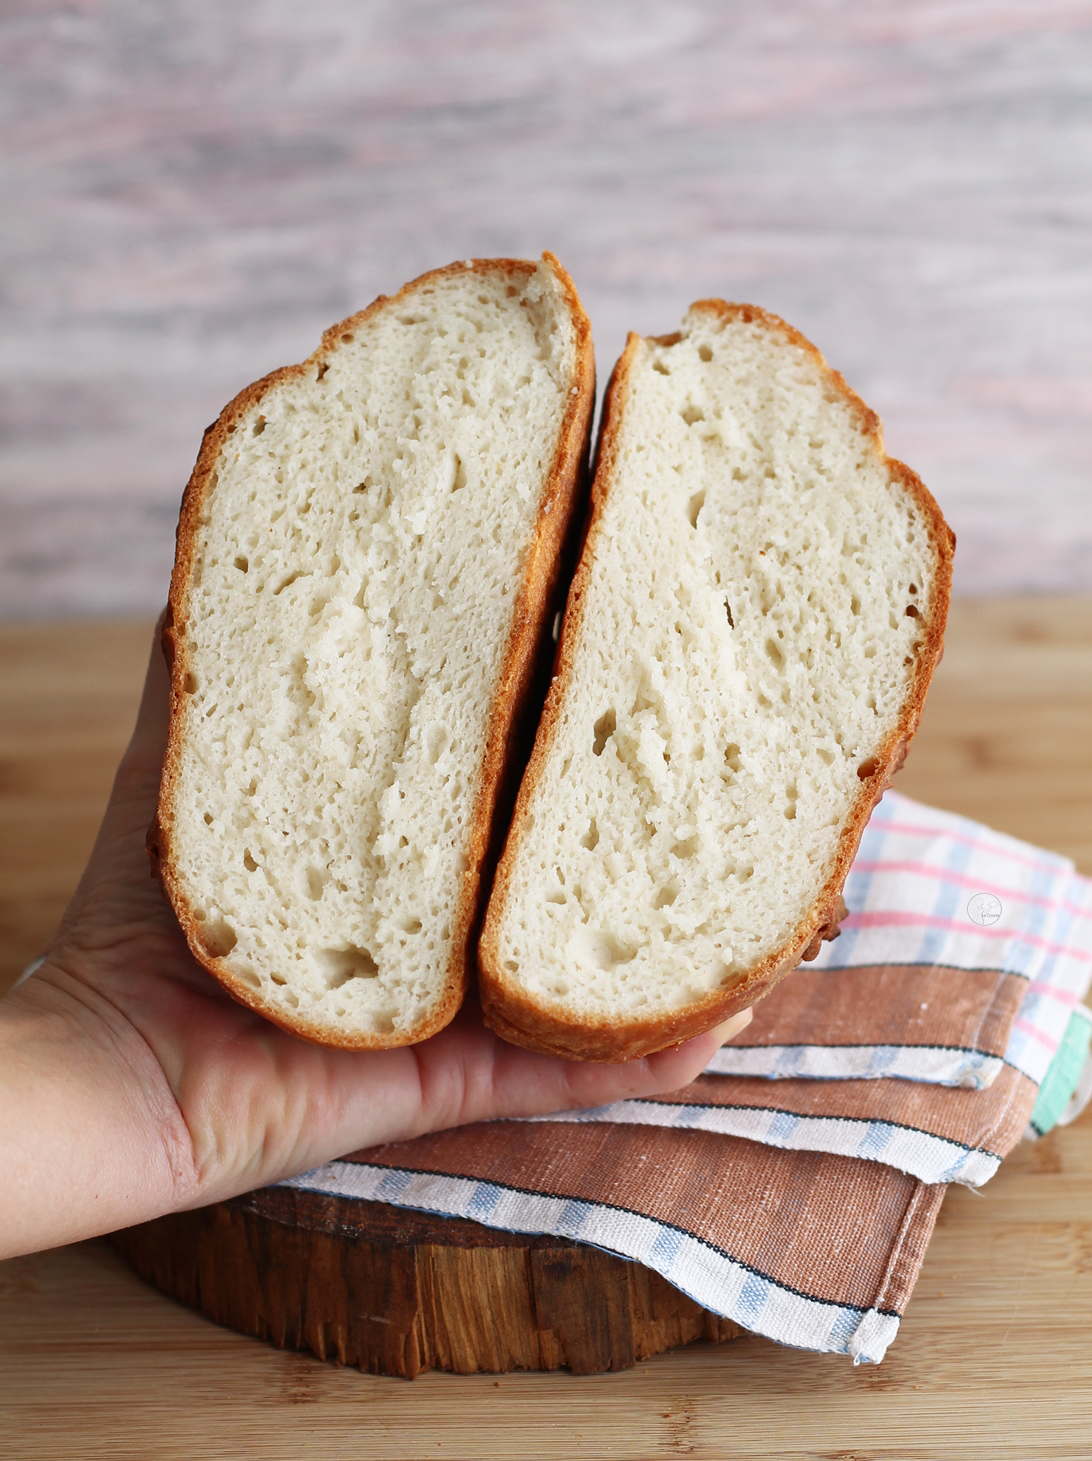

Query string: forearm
[0,969,196,1260]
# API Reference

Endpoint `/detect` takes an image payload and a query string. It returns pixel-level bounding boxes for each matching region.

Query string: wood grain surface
[1,598,1092,1455]
[109,1192,742,1379]
[3,2,1092,618]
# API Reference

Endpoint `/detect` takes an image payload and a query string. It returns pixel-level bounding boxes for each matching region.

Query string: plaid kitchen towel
[282,795,1092,1363]
[707,792,1092,1089]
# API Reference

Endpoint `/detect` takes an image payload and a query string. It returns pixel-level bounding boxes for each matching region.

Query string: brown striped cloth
[283,794,1092,1362]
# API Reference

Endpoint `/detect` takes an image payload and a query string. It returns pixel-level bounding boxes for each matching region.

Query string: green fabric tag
[1029,1005,1092,1137]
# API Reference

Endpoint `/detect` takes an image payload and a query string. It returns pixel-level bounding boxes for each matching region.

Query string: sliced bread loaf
[152,254,594,1048]
[479,302,954,1062]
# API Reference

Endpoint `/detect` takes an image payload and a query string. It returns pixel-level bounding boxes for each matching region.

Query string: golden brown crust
[478,303,955,1063]
[444,254,595,1047]
[151,254,595,1050]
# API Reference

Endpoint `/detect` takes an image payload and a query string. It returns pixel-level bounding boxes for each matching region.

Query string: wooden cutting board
[109,1189,741,1377]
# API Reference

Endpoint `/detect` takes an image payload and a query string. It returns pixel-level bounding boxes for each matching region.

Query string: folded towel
[529,1062,1036,1187]
[708,792,1092,1089]
[283,794,1092,1364]
[285,1124,942,1364]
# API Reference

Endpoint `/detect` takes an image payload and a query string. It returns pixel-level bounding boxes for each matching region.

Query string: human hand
[0,621,750,1259]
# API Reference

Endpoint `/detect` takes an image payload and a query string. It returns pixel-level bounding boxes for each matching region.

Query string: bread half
[479,302,954,1062]
[152,254,594,1048]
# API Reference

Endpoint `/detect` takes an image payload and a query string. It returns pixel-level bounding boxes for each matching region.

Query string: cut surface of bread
[153,254,594,1048]
[479,302,954,1062]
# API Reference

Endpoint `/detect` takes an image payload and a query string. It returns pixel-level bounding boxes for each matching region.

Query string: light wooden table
[2,599,1092,1460]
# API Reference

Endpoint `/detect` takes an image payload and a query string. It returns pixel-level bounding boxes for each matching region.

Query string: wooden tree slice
[110,1186,742,1378]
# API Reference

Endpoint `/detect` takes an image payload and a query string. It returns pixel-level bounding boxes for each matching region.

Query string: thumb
[115,610,172,792]
[56,613,174,934]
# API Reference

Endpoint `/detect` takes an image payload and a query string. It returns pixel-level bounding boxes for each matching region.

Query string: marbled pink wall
[2,0,1090,616]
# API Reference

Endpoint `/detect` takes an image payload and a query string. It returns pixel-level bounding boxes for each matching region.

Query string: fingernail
[710,1007,753,1044]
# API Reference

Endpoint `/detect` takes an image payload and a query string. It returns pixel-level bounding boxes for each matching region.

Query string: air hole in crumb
[274,570,305,595]
[724,600,734,628]
[687,490,706,528]
[818,748,835,766]
[909,582,918,595]
[680,403,705,425]
[305,867,327,900]
[252,416,266,436]
[316,362,329,381]
[592,709,616,756]
[851,595,861,615]
[652,359,670,375]
[905,604,920,618]
[198,918,237,959]
[401,918,423,935]
[317,945,379,988]
[233,555,249,572]
[426,725,449,764]
[184,672,198,694]
[581,819,599,851]
[724,743,742,773]
[203,811,213,825]
[765,638,785,671]
[341,333,354,344]
[857,757,881,780]
[698,344,713,362]
[654,881,679,908]
[243,850,258,872]
[671,835,699,859]
[583,931,638,970]
[283,990,300,1009]
[353,477,373,494]
[234,966,261,991]
[451,454,468,492]
[504,959,518,973]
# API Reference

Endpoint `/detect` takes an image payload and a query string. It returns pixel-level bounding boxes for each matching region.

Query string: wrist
[0,963,197,1259]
